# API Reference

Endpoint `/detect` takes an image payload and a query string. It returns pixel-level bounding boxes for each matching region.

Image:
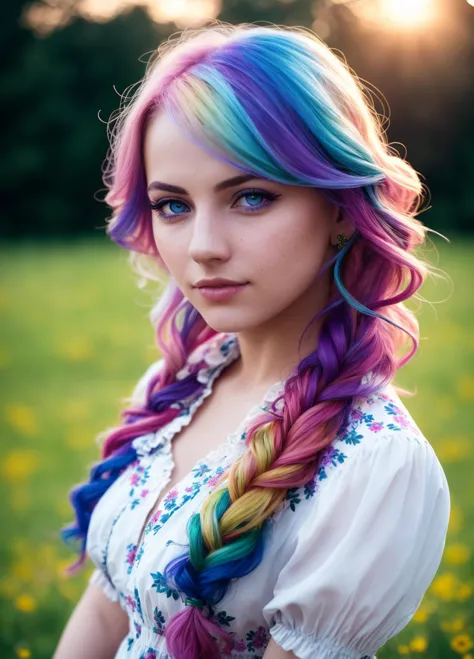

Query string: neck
[231,276,330,389]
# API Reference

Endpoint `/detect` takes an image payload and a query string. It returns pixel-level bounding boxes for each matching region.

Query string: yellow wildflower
[12,560,34,582]
[1,449,40,481]
[397,645,410,655]
[442,618,466,633]
[409,635,428,652]
[444,543,471,565]
[412,602,430,623]
[4,404,38,436]
[15,648,31,659]
[430,572,458,601]
[452,618,466,632]
[15,594,36,613]
[456,583,473,601]
[450,634,473,654]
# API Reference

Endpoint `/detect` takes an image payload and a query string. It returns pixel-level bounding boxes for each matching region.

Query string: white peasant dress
[86,332,450,659]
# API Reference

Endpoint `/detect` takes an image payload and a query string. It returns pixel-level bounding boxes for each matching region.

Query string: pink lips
[196,284,248,301]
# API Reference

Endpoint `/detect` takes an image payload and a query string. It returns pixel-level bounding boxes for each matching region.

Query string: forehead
[143,110,243,187]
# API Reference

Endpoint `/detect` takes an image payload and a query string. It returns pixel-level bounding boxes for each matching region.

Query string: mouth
[195,283,248,301]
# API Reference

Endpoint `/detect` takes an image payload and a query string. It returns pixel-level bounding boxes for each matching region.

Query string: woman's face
[144,111,342,334]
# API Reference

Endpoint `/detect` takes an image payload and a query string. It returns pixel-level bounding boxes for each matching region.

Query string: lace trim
[131,332,385,460]
[132,333,285,458]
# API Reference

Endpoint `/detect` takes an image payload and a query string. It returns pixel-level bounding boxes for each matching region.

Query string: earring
[335,233,349,250]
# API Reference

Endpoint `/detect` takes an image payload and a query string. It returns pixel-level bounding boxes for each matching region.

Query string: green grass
[0,238,473,659]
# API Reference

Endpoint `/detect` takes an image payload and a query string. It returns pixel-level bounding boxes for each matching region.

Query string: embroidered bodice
[86,332,450,659]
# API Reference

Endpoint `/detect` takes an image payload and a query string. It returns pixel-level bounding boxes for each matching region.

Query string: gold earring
[335,234,349,250]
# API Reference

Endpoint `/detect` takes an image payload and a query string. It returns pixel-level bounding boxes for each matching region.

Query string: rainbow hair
[62,23,433,658]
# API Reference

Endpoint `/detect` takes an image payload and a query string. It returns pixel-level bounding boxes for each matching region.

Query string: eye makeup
[148,188,281,222]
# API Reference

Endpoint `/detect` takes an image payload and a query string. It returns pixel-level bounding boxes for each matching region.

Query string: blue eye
[148,198,190,220]
[148,188,280,222]
[233,189,280,212]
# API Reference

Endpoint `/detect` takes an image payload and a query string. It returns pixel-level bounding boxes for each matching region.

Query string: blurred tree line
[2,0,473,240]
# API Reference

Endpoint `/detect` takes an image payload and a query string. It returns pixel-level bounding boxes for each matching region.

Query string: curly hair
[62,23,434,659]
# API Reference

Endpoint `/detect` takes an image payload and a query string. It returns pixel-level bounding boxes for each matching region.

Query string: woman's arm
[53,582,129,659]
[263,639,296,659]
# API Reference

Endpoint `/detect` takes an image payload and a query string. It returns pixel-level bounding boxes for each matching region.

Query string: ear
[330,208,355,248]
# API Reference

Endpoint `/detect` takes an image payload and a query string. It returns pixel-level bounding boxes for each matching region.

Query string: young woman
[54,23,450,659]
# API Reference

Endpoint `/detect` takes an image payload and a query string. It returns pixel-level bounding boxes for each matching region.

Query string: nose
[188,210,231,264]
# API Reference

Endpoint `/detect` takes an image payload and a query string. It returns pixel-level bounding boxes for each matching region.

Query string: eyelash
[148,188,281,221]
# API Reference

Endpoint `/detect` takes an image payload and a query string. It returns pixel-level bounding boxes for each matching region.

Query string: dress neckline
[127,333,287,577]
[132,332,286,458]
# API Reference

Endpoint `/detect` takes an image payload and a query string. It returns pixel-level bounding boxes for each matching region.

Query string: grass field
[0,238,473,659]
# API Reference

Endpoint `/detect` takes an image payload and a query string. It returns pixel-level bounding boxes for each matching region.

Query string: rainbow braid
[61,285,218,571]
[62,24,432,659]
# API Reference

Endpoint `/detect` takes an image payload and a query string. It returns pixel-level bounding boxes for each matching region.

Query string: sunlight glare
[381,0,436,27]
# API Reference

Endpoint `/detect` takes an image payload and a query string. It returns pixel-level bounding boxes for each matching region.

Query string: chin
[198,310,259,334]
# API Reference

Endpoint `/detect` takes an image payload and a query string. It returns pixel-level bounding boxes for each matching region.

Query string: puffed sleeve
[89,568,119,602]
[262,434,450,659]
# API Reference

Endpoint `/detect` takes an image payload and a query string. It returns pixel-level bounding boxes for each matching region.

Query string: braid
[83,22,430,659]
[163,276,395,657]
[61,290,217,572]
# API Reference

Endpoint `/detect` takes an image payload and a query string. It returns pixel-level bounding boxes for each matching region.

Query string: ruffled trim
[270,623,374,659]
[89,568,119,602]
[131,332,387,461]
[132,333,286,458]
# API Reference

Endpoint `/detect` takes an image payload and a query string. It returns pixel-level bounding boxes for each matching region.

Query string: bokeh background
[1,1,473,658]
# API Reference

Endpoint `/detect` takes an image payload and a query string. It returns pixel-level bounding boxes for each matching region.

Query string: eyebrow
[146,174,264,195]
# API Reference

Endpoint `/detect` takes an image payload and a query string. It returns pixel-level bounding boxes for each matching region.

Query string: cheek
[152,223,185,275]
[256,210,330,285]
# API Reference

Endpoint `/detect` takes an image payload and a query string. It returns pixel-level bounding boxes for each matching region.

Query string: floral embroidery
[233,639,247,652]
[125,543,138,574]
[212,610,236,627]
[286,488,302,511]
[212,614,269,656]
[138,649,157,659]
[152,607,166,635]
[134,587,144,621]
[123,593,136,613]
[383,400,415,432]
[163,489,179,510]
[150,571,180,600]
[370,421,384,432]
[340,427,364,446]
[245,625,270,651]
[133,620,141,639]
[318,446,348,480]
[129,463,151,510]
[89,333,424,659]
[191,463,212,478]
